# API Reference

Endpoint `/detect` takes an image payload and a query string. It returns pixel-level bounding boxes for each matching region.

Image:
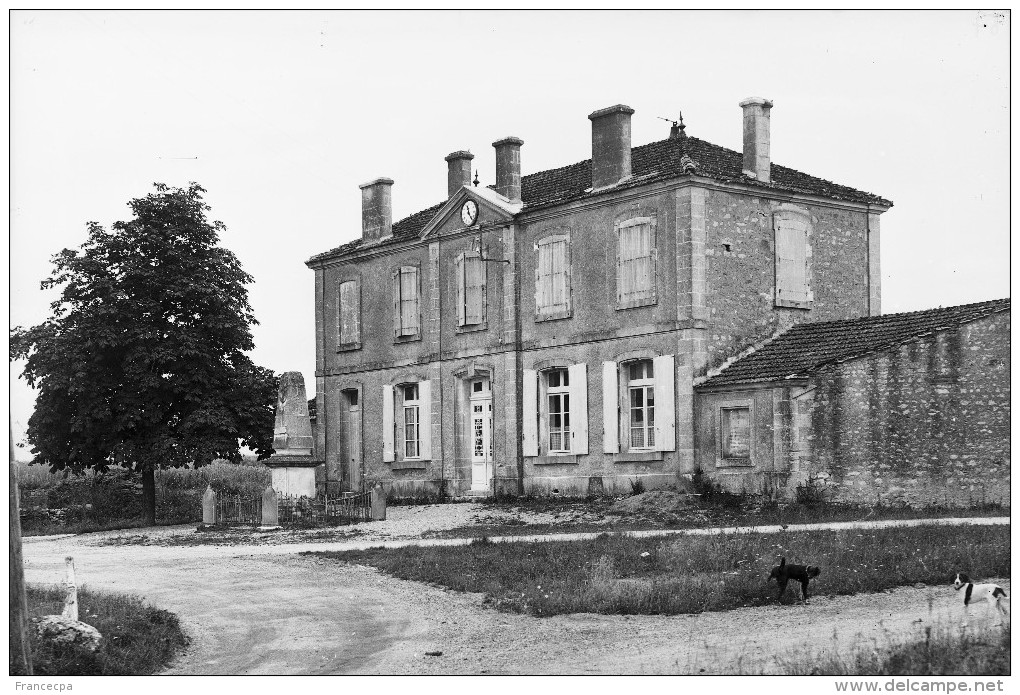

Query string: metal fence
[215,494,263,525]
[278,491,373,525]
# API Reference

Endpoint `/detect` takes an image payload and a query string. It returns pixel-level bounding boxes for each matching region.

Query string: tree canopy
[11,183,277,518]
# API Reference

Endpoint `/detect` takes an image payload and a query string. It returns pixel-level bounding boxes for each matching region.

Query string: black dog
[768,557,821,601]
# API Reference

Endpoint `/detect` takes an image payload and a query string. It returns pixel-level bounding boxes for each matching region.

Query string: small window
[536,235,571,318]
[338,280,361,349]
[546,368,571,453]
[627,360,655,449]
[616,219,656,308]
[472,380,483,393]
[721,407,751,459]
[402,384,421,459]
[774,208,811,308]
[456,253,486,327]
[393,266,421,338]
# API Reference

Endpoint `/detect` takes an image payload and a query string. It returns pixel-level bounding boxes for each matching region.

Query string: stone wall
[703,190,872,372]
[807,310,1010,507]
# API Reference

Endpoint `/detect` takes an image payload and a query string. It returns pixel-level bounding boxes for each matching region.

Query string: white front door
[469,379,492,491]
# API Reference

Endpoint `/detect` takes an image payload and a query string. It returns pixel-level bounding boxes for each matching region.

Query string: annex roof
[698,298,1010,389]
[308,132,892,264]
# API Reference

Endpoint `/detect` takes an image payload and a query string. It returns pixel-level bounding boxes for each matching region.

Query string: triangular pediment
[419,186,522,239]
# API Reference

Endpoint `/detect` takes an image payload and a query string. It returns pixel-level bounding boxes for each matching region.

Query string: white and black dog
[953,572,1009,626]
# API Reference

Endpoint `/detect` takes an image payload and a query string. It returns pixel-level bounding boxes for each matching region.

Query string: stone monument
[264,372,322,498]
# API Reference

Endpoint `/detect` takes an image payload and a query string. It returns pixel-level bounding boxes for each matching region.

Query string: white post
[61,556,78,621]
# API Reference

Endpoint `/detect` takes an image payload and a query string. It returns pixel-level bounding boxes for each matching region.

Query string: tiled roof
[309,133,892,264]
[699,298,1011,389]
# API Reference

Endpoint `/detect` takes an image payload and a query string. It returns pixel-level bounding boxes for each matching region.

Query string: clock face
[461,200,478,226]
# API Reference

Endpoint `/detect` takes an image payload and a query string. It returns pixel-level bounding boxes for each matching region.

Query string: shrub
[629,478,646,496]
[198,460,270,497]
[794,480,828,508]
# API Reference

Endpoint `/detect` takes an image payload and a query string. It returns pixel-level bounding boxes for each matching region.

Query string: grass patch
[422,497,1007,540]
[312,524,1009,617]
[779,624,1010,675]
[26,584,189,675]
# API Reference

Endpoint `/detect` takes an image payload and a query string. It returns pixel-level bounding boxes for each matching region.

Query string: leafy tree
[11,183,278,525]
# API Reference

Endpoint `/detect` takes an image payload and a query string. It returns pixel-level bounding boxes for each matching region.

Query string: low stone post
[261,487,278,527]
[370,483,387,521]
[202,486,216,525]
[61,557,78,621]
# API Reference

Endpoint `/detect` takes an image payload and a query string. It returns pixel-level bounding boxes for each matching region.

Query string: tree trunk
[9,424,33,675]
[141,465,156,526]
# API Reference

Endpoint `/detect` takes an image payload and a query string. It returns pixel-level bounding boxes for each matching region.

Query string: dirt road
[20,514,1010,675]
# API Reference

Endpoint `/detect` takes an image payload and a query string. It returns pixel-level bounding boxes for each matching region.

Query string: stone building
[305,96,902,499]
[696,299,1010,506]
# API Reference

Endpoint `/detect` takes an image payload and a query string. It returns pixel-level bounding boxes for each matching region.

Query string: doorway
[341,389,362,492]
[469,378,492,492]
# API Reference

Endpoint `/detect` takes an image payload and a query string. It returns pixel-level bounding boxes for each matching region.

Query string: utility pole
[9,422,33,675]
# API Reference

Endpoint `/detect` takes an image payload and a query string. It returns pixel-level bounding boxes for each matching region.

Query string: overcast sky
[9,10,1010,456]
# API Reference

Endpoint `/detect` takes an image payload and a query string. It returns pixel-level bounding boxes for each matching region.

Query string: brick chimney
[739,97,773,182]
[588,104,634,189]
[359,177,394,241]
[492,137,523,203]
[445,151,474,199]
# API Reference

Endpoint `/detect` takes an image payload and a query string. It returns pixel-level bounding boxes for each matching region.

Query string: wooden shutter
[618,225,636,303]
[522,369,538,457]
[339,280,359,346]
[568,363,588,455]
[465,255,485,325]
[455,254,466,327]
[652,354,676,452]
[536,241,551,312]
[602,361,619,453]
[418,380,432,460]
[776,217,808,303]
[402,266,420,335]
[382,384,394,462]
[392,270,401,338]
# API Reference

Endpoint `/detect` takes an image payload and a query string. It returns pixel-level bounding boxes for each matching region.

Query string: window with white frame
[402,384,421,459]
[601,356,676,456]
[535,235,571,318]
[392,266,421,338]
[546,368,571,453]
[338,279,360,349]
[455,252,485,327]
[382,381,431,464]
[627,360,655,449]
[721,407,751,459]
[616,218,656,307]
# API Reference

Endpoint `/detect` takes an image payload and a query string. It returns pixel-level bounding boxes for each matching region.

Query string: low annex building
[302,96,915,500]
[696,299,1010,506]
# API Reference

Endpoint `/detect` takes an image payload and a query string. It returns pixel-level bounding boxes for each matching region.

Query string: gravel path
[19,511,1010,675]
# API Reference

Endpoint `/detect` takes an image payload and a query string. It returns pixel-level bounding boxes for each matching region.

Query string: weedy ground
[311,524,1010,617]
[775,623,1010,676]
[24,584,189,675]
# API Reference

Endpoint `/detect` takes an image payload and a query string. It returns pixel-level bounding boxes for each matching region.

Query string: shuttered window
[456,253,486,326]
[546,368,570,452]
[627,360,655,449]
[392,266,420,337]
[617,219,655,307]
[775,212,810,307]
[338,279,360,348]
[536,235,571,317]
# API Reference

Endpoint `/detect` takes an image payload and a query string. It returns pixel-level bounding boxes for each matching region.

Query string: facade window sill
[612,450,664,463]
[532,454,579,465]
[337,342,362,352]
[394,333,422,344]
[456,322,488,334]
[716,458,754,469]
[616,297,657,311]
[391,459,428,470]
[535,309,572,323]
[774,299,812,310]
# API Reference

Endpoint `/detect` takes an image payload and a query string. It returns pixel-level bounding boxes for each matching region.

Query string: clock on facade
[461,200,478,226]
